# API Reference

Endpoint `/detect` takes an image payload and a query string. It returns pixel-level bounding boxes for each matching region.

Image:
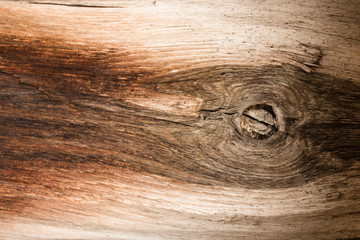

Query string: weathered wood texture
[0,0,359,239]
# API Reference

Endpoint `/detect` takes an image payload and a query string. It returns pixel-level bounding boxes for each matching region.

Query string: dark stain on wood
[0,34,157,97]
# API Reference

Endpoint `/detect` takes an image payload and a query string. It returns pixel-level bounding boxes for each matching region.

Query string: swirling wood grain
[0,0,359,239]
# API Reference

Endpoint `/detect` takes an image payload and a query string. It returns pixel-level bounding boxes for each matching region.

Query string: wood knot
[240,104,278,140]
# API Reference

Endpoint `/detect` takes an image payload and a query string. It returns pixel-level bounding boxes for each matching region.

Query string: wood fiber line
[0,0,360,239]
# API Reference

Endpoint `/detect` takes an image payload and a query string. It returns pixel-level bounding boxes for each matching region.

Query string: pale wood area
[0,0,359,239]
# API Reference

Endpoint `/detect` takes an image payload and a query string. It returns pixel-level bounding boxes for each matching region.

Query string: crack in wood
[240,104,279,140]
[28,1,124,8]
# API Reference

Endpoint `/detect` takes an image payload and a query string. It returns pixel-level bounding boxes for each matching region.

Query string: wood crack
[28,1,124,8]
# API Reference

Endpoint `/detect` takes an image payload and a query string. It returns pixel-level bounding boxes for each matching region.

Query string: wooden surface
[0,0,359,239]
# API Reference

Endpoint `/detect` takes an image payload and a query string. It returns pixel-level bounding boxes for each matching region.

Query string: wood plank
[0,0,359,239]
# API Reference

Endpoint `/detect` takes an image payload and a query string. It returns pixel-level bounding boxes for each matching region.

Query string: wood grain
[0,0,360,239]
